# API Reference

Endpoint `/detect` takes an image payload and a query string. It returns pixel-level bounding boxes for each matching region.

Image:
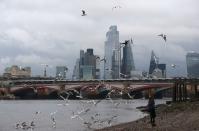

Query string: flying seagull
[100,58,106,63]
[81,10,87,16]
[112,6,122,10]
[171,64,177,68]
[158,34,167,42]
[96,56,100,59]
[122,40,129,45]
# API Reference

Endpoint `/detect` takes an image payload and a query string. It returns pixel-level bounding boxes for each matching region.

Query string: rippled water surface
[0,99,167,131]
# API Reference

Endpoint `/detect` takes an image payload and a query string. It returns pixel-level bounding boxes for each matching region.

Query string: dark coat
[148,98,156,118]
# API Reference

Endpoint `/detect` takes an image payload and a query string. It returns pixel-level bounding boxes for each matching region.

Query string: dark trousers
[149,109,156,125]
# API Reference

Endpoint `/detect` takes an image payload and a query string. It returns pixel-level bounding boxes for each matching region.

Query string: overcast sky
[0,0,198,77]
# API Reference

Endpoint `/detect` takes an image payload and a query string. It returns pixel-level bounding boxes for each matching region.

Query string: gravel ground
[96,101,199,131]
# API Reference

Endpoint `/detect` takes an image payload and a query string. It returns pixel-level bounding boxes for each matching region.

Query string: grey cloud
[0,0,198,77]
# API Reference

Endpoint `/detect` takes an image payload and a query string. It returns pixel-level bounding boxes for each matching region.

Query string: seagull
[119,90,123,95]
[30,121,35,127]
[95,113,100,117]
[76,95,83,99]
[120,40,129,45]
[35,111,41,115]
[105,92,113,103]
[59,95,69,106]
[158,34,167,42]
[96,56,100,59]
[114,102,120,107]
[99,115,117,126]
[100,58,106,63]
[21,122,31,130]
[171,64,177,68]
[93,99,102,106]
[51,118,56,128]
[50,111,57,128]
[77,108,90,115]
[21,122,27,127]
[112,5,122,10]
[71,112,84,120]
[127,92,135,99]
[15,123,20,129]
[81,10,87,16]
[83,121,92,129]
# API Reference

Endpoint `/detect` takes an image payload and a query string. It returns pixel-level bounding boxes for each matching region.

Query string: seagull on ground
[158,34,167,42]
[81,10,87,16]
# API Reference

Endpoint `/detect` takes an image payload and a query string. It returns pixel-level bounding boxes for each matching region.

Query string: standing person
[148,96,156,126]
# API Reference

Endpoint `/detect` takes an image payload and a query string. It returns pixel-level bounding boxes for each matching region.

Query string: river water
[0,99,167,131]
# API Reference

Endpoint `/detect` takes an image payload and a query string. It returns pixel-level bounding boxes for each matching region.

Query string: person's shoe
[152,123,156,127]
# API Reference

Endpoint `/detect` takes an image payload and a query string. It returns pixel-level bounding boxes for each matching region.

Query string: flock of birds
[12,5,178,131]
[81,9,178,70]
[14,88,137,131]
[81,8,167,41]
[15,111,39,130]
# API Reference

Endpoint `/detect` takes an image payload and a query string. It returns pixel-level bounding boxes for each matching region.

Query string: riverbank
[96,101,199,131]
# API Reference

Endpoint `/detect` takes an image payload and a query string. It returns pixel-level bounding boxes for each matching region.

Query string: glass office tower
[186,52,199,78]
[104,25,120,79]
[121,40,135,78]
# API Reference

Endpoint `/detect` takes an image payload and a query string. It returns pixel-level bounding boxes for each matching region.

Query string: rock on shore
[96,101,199,131]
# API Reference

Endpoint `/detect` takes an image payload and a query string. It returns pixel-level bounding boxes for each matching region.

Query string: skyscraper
[186,52,199,78]
[121,40,135,78]
[79,50,84,79]
[104,25,120,79]
[95,55,100,79]
[148,50,166,78]
[149,50,158,75]
[72,58,80,80]
[78,48,97,80]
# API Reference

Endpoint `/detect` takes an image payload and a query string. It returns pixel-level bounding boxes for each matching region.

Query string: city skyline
[0,0,198,77]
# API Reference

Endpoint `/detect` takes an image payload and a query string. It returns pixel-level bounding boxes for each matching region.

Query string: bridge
[0,78,198,101]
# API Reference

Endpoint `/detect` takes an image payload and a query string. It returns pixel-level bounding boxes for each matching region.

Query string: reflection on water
[0,99,167,131]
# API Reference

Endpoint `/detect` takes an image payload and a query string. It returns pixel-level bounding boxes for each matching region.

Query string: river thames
[0,99,167,131]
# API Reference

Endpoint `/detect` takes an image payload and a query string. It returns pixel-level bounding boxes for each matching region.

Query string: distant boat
[80,84,110,99]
